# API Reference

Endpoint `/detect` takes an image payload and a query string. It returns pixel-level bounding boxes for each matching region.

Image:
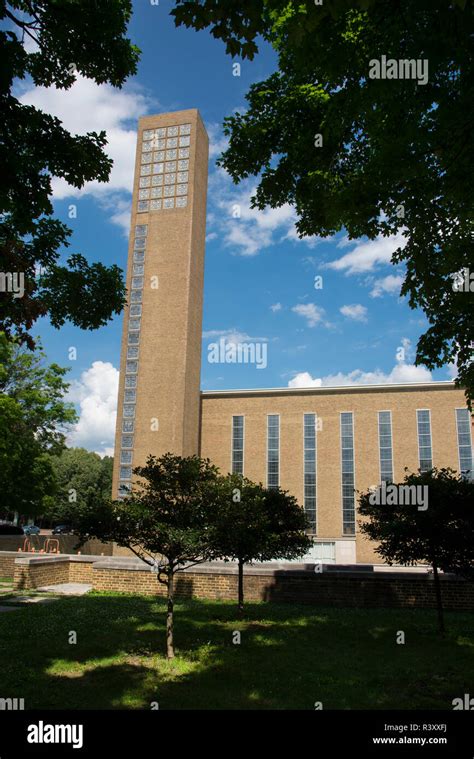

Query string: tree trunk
[432,562,445,635]
[166,568,175,659]
[238,557,244,615]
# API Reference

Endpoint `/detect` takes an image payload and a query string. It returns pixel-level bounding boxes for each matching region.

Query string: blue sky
[13,0,454,455]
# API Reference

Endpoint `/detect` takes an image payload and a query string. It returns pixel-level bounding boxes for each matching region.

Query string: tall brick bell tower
[112,109,209,498]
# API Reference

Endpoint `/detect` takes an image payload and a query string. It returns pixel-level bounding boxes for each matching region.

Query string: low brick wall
[12,555,98,589]
[91,564,272,600]
[90,559,474,611]
[259,571,474,610]
[0,551,17,578]
[4,551,474,611]
[68,558,95,584]
[14,556,70,590]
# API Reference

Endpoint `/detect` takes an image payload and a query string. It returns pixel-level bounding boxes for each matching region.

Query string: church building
[112,109,472,564]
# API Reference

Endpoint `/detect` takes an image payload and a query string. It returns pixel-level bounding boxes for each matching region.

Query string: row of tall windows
[230,409,472,534]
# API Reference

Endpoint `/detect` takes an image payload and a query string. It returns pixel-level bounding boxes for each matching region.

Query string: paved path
[0,582,92,608]
[36,582,92,596]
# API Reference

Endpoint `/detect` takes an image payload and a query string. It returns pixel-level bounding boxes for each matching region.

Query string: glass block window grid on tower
[137,124,191,212]
[118,223,147,497]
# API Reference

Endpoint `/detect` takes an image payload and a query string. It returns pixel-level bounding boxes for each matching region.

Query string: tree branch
[156,568,168,586]
[4,8,40,46]
[175,557,208,572]
[124,542,154,567]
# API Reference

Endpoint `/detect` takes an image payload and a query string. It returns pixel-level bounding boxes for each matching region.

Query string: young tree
[0,1,140,346]
[213,474,311,613]
[76,454,222,659]
[358,468,474,634]
[0,333,76,518]
[173,0,474,405]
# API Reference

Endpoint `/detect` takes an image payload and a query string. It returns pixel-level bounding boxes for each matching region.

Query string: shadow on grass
[0,592,473,710]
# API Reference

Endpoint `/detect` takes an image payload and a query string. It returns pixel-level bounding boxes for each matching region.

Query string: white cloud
[446,355,459,380]
[99,195,132,237]
[340,304,368,322]
[291,303,326,328]
[18,76,155,231]
[288,337,432,388]
[207,122,229,159]
[370,274,404,298]
[20,75,151,147]
[386,363,433,383]
[223,220,271,257]
[67,361,119,457]
[283,225,321,248]
[326,233,407,274]
[270,302,282,312]
[202,328,267,345]
[288,372,323,388]
[288,361,432,389]
[398,336,415,363]
[207,169,320,256]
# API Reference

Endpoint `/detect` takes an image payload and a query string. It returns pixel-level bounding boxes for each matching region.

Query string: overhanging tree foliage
[213,474,311,613]
[0,0,140,346]
[0,332,76,517]
[173,0,474,405]
[359,468,474,634]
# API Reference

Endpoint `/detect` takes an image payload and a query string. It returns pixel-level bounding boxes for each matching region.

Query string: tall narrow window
[340,412,355,535]
[304,414,317,532]
[118,224,147,498]
[417,409,433,471]
[378,411,393,483]
[456,408,473,479]
[232,415,244,475]
[267,414,280,489]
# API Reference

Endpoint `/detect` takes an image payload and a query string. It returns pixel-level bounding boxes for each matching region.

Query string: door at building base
[307,541,336,564]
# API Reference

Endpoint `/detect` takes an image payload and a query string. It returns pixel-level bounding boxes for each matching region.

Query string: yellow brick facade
[113,110,473,564]
[199,384,471,563]
[112,109,208,498]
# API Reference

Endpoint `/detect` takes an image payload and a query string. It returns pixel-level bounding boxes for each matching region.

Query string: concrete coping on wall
[91,558,339,575]
[89,557,463,582]
[15,555,71,567]
[6,552,464,582]
[1,551,30,558]
[14,553,104,567]
[92,557,335,576]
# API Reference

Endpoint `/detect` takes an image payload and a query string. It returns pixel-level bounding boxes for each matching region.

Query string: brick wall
[93,567,162,595]
[200,385,470,564]
[14,558,70,590]
[111,110,209,500]
[0,552,17,578]
[6,551,474,611]
[258,572,474,610]
[68,560,95,584]
[91,562,474,611]
[12,556,97,589]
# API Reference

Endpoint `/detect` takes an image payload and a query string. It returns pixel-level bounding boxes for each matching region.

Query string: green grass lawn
[0,592,472,710]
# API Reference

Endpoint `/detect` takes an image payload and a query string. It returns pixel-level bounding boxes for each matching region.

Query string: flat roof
[201,380,458,398]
